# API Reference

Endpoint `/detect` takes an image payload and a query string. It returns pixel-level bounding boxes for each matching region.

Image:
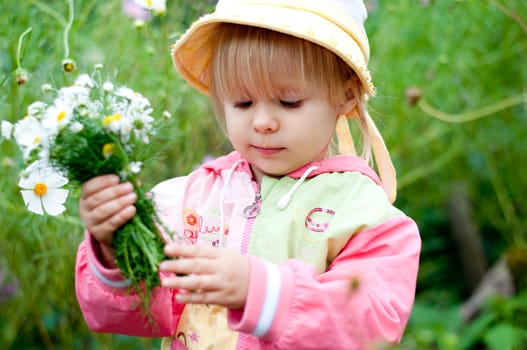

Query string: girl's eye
[280,100,303,108]
[234,101,253,109]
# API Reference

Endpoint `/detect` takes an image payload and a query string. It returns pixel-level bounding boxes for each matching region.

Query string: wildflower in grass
[133,0,166,14]
[122,0,150,21]
[19,160,68,216]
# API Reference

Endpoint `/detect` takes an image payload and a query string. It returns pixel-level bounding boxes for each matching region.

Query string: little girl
[75,1,421,349]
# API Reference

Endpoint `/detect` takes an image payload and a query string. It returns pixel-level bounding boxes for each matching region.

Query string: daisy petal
[21,190,44,215]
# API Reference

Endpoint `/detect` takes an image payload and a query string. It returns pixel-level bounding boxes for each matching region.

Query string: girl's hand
[159,244,250,310]
[79,174,137,247]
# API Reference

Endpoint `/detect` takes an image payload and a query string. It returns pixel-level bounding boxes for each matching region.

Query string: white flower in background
[42,100,73,134]
[1,121,13,140]
[27,101,48,119]
[13,116,47,159]
[41,83,54,93]
[103,81,114,92]
[19,160,69,216]
[58,85,91,106]
[75,74,95,88]
[115,86,139,100]
[133,0,166,13]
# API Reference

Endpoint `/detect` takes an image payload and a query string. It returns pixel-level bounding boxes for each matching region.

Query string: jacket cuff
[227,256,293,340]
[86,231,131,289]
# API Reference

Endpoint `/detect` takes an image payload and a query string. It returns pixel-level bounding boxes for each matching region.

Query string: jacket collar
[200,151,382,186]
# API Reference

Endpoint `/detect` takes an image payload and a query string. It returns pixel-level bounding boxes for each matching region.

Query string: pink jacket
[75,151,421,349]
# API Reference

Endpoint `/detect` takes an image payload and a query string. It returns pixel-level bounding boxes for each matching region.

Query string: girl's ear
[338,78,360,116]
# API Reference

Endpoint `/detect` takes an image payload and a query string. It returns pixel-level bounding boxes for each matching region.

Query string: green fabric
[248,171,403,273]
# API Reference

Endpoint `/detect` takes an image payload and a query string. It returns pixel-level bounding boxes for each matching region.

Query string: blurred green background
[1,0,526,349]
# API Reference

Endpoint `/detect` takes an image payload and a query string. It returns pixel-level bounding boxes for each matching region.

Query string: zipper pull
[243,191,261,218]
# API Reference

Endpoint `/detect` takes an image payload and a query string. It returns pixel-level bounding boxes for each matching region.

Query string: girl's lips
[252,145,285,156]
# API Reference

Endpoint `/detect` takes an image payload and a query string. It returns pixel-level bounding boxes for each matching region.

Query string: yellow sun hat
[171,0,397,203]
[171,0,375,97]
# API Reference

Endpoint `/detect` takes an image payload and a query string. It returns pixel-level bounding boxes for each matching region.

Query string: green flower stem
[131,216,160,273]
[63,0,74,59]
[16,28,32,70]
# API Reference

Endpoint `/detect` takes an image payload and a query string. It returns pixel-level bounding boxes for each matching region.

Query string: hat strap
[364,110,397,203]
[336,113,397,203]
[336,114,357,156]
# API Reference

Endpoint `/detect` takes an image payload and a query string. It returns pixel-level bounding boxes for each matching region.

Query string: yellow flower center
[33,183,47,197]
[102,143,116,158]
[103,114,123,126]
[33,136,42,145]
[146,0,152,6]
[57,111,66,122]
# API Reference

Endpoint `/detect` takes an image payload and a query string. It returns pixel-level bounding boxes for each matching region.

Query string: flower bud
[62,58,76,73]
[15,68,29,85]
[405,87,422,107]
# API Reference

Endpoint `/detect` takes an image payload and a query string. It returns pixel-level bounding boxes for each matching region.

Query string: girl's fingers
[83,182,135,210]
[159,255,215,276]
[89,205,136,242]
[161,273,216,292]
[81,174,120,199]
[163,243,218,259]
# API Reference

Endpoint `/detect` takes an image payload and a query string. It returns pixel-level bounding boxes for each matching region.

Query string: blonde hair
[207,23,372,162]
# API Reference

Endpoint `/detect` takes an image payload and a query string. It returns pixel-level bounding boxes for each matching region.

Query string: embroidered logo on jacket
[182,208,228,246]
[304,207,336,233]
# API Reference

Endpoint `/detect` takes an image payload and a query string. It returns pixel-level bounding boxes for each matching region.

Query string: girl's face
[224,80,341,184]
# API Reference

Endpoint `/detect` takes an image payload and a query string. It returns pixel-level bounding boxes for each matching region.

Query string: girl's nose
[252,105,279,133]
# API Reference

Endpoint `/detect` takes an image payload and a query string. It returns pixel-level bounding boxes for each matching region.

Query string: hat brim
[172,3,375,96]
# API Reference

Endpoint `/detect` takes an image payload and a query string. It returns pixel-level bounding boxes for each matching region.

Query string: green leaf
[483,323,527,350]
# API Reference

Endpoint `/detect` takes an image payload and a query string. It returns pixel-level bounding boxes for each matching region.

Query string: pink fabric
[75,151,421,349]
[224,216,420,349]
[76,235,184,337]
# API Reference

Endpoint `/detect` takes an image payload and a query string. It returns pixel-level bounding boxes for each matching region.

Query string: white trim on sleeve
[88,255,132,289]
[252,261,281,336]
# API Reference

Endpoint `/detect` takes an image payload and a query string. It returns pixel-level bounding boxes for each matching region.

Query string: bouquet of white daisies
[2,67,174,316]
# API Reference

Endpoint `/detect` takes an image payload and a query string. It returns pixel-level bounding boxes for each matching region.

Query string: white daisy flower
[19,160,69,216]
[102,113,132,139]
[13,116,47,159]
[1,121,13,140]
[42,101,73,134]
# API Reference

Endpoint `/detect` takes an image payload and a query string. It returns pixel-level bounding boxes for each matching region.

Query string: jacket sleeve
[75,232,185,337]
[227,215,421,349]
